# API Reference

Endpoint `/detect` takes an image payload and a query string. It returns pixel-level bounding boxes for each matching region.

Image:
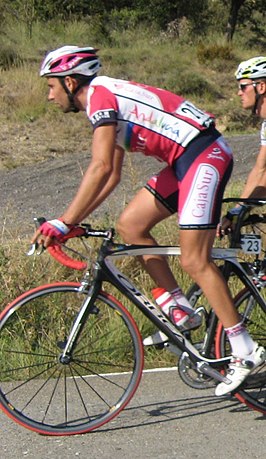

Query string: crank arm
[197,361,231,384]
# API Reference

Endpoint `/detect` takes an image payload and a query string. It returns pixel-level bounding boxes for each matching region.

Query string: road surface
[1,367,265,459]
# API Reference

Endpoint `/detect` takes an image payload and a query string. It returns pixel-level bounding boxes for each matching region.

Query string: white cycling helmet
[40,45,101,78]
[40,46,101,112]
[235,56,266,80]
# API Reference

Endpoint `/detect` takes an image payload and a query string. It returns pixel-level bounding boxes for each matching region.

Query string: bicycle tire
[215,287,266,414]
[187,282,266,414]
[0,282,144,435]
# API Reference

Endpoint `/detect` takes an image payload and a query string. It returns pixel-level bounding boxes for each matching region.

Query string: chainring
[178,351,216,390]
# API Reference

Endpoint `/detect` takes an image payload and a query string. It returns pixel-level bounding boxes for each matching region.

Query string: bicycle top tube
[28,192,266,275]
[102,243,238,261]
[222,197,266,206]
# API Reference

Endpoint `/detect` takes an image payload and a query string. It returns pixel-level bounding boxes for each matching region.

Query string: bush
[0,45,21,69]
[197,42,234,64]
[224,104,260,134]
[177,72,220,100]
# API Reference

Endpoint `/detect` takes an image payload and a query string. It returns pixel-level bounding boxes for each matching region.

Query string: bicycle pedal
[197,361,231,384]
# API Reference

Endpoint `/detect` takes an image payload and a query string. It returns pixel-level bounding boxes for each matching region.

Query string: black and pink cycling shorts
[145,127,233,229]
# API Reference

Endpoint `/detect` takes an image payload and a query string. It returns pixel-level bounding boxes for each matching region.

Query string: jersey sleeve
[260,120,266,146]
[87,85,118,129]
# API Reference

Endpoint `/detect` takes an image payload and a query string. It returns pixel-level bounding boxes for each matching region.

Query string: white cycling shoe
[143,330,169,346]
[143,311,202,346]
[215,345,266,396]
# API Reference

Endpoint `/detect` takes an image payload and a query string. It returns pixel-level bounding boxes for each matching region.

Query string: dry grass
[0,18,262,171]
[0,44,261,172]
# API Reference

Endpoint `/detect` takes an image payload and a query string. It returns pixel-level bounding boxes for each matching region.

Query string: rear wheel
[0,282,144,435]
[215,287,266,414]
[187,282,266,413]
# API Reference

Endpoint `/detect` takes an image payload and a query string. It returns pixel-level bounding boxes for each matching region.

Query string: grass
[0,20,262,171]
[0,19,264,139]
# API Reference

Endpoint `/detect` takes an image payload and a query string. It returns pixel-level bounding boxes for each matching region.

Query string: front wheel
[0,282,144,435]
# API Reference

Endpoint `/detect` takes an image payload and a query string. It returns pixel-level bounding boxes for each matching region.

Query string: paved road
[1,367,265,459]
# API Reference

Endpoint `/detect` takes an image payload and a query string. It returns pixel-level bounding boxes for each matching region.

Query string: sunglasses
[238,82,259,91]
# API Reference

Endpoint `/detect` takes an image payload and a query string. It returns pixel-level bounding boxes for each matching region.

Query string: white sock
[170,287,194,315]
[225,322,256,359]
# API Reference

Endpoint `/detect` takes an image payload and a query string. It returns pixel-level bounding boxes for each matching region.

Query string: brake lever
[26,217,47,257]
[26,242,45,256]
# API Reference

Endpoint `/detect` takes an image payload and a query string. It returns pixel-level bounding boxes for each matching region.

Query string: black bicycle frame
[65,239,232,366]
[60,233,266,382]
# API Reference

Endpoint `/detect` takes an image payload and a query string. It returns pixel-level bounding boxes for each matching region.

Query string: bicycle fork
[59,283,100,364]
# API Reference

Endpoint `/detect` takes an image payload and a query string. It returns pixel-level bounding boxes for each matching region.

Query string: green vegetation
[0,0,264,135]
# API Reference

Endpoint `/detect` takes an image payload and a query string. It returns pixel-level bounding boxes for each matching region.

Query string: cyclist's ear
[64,76,77,92]
[256,80,266,95]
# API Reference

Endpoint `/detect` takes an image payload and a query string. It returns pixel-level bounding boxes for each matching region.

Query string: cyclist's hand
[216,216,232,238]
[216,204,248,239]
[31,219,72,248]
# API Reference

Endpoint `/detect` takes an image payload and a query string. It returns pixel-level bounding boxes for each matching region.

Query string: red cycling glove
[39,219,72,239]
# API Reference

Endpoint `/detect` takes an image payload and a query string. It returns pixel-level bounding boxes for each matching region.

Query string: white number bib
[175,101,213,128]
[240,234,261,254]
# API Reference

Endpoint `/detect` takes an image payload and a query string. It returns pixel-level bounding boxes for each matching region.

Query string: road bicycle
[0,198,265,436]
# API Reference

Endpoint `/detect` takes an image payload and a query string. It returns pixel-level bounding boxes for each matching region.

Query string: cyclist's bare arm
[240,145,266,199]
[76,144,124,218]
[218,145,266,236]
[32,124,124,246]
[61,124,124,224]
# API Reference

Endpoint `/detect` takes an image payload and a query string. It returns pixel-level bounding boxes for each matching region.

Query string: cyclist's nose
[48,89,55,101]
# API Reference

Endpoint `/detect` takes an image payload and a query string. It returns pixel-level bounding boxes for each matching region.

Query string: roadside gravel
[0,133,260,235]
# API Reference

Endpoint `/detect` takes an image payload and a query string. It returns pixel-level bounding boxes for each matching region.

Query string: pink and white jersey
[86,76,215,165]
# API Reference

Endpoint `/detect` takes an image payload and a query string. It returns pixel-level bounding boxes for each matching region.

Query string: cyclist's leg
[179,228,241,326]
[177,134,265,394]
[117,167,202,345]
[117,166,179,291]
[176,133,238,328]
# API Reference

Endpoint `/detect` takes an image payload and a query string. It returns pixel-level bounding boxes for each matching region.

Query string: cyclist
[218,56,266,234]
[32,46,265,396]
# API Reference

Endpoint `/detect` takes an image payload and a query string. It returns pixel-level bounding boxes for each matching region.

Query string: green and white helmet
[235,56,266,80]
